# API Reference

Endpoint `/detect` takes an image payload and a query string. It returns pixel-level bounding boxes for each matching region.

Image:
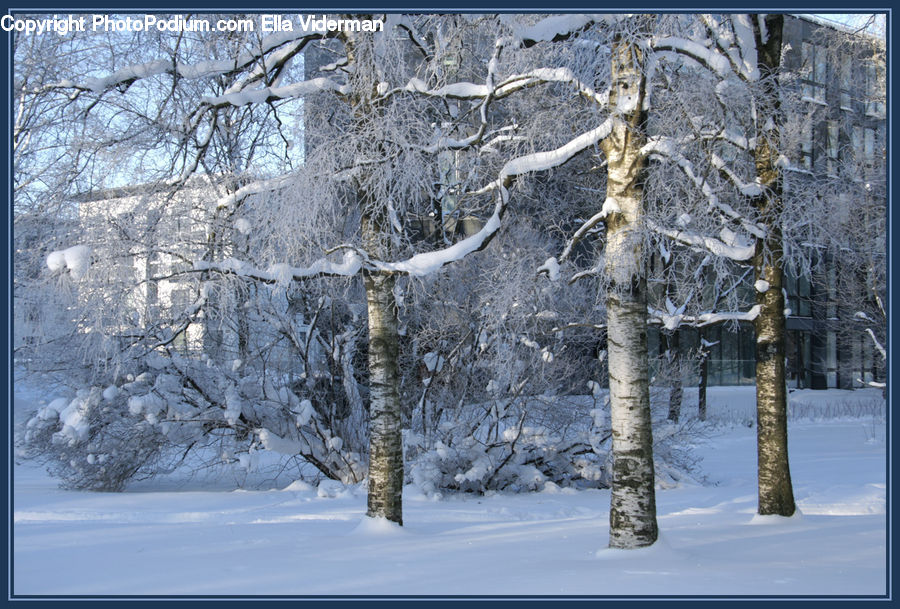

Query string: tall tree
[599,17,659,548]
[748,14,795,516]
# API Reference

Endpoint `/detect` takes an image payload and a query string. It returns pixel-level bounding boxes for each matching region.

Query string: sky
[806,13,887,38]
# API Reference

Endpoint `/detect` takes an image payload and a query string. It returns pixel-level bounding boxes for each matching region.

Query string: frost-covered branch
[200,77,351,108]
[647,304,761,328]
[34,29,324,97]
[510,14,610,47]
[647,219,756,261]
[643,137,766,239]
[213,174,296,210]
[651,36,733,79]
[371,118,615,276]
[192,251,363,283]
[865,327,887,362]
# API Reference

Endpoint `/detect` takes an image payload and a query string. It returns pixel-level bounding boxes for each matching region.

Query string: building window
[802,42,826,104]
[839,58,853,111]
[826,121,839,176]
[800,122,813,170]
[865,62,885,118]
[864,128,877,163]
[851,125,864,164]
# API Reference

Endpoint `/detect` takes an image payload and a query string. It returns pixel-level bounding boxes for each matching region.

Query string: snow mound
[316,479,347,499]
[281,480,315,492]
[349,516,408,537]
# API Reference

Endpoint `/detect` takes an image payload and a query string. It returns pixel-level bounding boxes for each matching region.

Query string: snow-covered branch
[647,304,761,328]
[647,219,756,261]
[698,14,760,82]
[651,36,733,79]
[509,14,610,47]
[342,122,614,278]
[34,30,325,97]
[865,327,887,361]
[643,137,766,239]
[213,174,296,210]
[201,77,351,108]
[192,251,363,283]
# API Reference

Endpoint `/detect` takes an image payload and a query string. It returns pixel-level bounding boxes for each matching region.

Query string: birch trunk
[362,214,404,525]
[751,14,795,517]
[601,24,658,549]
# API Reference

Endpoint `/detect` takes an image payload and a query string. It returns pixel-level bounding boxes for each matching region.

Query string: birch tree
[542,13,812,524]
[629,14,799,516]
[637,13,882,515]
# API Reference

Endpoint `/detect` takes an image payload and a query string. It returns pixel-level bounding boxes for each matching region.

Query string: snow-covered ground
[11,384,887,598]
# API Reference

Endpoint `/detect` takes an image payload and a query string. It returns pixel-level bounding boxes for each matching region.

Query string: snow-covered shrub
[20,386,168,491]
[18,346,368,491]
[406,394,610,495]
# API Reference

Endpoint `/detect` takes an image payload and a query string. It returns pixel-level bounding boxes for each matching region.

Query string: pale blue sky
[805,13,886,37]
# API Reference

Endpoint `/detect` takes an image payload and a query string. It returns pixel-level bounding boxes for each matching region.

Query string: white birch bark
[601,23,659,549]
[751,14,795,517]
[361,213,404,525]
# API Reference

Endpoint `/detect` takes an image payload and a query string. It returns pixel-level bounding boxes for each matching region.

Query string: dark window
[801,42,826,104]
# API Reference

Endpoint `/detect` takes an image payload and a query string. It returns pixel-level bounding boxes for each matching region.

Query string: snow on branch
[697,14,760,82]
[192,251,363,283]
[37,30,325,96]
[865,328,887,361]
[653,14,762,85]
[374,118,614,277]
[499,119,613,180]
[508,14,610,46]
[202,77,350,107]
[405,68,609,155]
[555,203,615,265]
[223,38,309,96]
[401,78,489,100]
[214,174,296,210]
[373,213,504,276]
[46,245,91,280]
[648,304,761,328]
[651,36,733,78]
[494,68,609,106]
[710,153,763,197]
[729,14,761,81]
[647,219,756,261]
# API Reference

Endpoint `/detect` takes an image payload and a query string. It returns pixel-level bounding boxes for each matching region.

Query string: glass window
[839,59,853,111]
[815,51,827,85]
[865,62,885,117]
[851,126,864,163]
[800,122,813,170]
[802,42,826,103]
[826,121,839,175]
[864,128,876,160]
[797,275,811,317]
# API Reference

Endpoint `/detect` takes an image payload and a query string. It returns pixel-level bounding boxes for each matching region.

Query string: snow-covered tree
[15,12,883,545]
[531,13,872,525]
[623,13,883,516]
[16,13,626,525]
